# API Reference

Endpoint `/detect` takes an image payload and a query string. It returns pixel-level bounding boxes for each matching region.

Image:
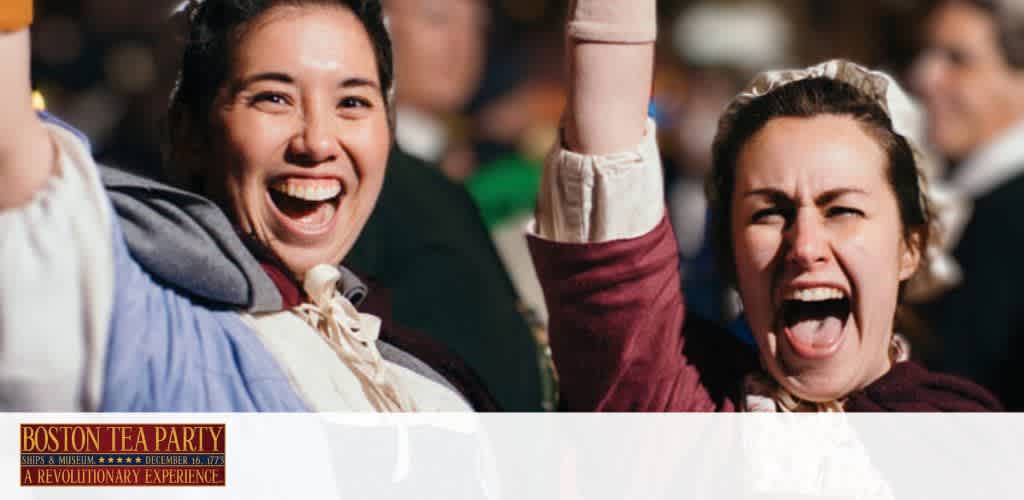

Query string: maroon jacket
[528,216,1002,412]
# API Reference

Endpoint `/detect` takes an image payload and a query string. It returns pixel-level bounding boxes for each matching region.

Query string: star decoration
[98,457,105,464]
[135,457,143,464]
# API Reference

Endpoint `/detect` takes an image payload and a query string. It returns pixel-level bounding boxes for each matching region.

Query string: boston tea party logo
[20,424,225,486]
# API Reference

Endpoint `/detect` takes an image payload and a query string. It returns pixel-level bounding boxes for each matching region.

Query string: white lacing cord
[294,264,417,412]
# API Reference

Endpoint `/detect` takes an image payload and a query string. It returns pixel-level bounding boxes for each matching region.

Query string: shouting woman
[529,0,1001,412]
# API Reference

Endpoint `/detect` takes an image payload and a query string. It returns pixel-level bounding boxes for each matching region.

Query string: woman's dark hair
[165,0,393,188]
[707,77,932,291]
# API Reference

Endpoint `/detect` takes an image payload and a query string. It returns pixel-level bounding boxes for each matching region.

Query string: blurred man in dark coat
[346,0,547,410]
[912,0,1024,409]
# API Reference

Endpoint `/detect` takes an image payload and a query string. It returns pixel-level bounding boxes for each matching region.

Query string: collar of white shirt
[951,119,1024,199]
[395,106,447,164]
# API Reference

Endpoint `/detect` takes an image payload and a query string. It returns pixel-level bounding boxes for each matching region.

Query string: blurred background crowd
[29,0,1024,411]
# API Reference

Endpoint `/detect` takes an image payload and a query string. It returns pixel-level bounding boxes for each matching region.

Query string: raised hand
[563,0,656,155]
[0,1,55,210]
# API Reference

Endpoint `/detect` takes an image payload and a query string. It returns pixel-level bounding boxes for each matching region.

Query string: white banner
[4,413,1022,499]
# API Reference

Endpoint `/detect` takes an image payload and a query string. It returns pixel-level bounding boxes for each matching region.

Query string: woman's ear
[898,230,924,281]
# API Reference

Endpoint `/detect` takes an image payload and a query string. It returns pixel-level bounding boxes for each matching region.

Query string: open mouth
[267,177,343,234]
[779,287,851,359]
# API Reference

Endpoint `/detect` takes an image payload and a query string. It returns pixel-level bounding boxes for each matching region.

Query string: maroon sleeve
[844,361,1004,412]
[528,216,731,411]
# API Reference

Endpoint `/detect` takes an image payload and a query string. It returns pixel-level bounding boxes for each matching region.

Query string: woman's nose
[289,109,340,165]
[785,211,830,270]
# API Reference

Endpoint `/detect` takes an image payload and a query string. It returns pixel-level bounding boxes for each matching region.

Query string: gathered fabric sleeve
[533,119,665,243]
[527,120,726,411]
[0,121,114,411]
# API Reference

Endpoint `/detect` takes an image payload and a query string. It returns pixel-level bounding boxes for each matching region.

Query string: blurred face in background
[385,0,489,115]
[911,1,1024,162]
[675,69,740,178]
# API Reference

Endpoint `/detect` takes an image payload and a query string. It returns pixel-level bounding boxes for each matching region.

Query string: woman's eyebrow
[338,77,380,90]
[742,187,869,205]
[228,74,381,95]
[229,72,295,95]
[815,188,868,205]
[742,188,790,202]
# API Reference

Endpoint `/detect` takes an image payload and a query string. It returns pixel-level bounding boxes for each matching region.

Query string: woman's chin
[763,318,860,401]
[774,354,875,403]
[267,240,352,280]
[779,374,853,404]
[260,200,360,277]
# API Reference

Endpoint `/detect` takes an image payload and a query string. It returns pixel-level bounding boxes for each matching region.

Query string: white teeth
[784,287,846,302]
[270,180,342,202]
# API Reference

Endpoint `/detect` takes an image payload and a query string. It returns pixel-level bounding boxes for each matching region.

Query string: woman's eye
[249,92,291,108]
[826,206,864,218]
[752,208,787,224]
[339,96,372,109]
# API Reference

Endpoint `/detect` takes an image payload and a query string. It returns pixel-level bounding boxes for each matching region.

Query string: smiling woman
[0,0,492,412]
[168,1,392,278]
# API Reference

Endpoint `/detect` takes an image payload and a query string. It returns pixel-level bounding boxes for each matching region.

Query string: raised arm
[562,0,655,155]
[527,1,738,411]
[0,1,117,411]
[534,0,662,243]
[0,1,55,210]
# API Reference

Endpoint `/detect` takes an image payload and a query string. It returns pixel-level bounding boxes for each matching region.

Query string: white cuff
[532,118,664,243]
[567,0,658,44]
